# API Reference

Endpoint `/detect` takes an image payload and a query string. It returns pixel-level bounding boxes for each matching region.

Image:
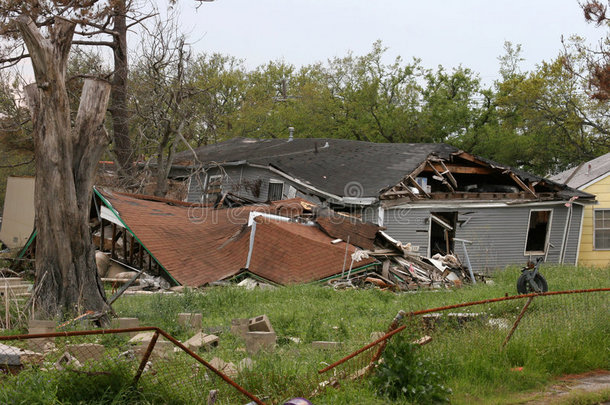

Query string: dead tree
[18,15,112,319]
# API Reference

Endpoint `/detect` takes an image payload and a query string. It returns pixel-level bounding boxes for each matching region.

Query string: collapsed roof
[97,190,377,286]
[171,137,593,203]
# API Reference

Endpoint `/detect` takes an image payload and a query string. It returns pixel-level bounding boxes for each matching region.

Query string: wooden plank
[424,164,495,175]
[111,223,116,259]
[426,161,455,192]
[507,171,537,198]
[437,161,458,188]
[407,175,431,198]
[100,219,104,251]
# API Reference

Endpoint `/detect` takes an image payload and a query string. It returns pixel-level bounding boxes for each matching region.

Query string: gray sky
[158,0,606,84]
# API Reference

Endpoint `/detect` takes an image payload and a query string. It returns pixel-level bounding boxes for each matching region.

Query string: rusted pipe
[133,330,159,384]
[319,324,408,374]
[0,326,265,404]
[501,296,535,348]
[156,329,265,405]
[370,310,406,365]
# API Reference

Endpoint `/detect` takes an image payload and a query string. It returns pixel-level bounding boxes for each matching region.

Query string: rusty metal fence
[0,288,608,403]
[315,288,610,388]
[0,327,263,405]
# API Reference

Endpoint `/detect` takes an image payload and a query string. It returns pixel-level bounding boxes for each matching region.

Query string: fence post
[133,330,159,385]
[502,296,535,349]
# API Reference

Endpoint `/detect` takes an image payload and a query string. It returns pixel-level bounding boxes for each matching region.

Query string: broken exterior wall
[185,164,322,204]
[382,203,584,273]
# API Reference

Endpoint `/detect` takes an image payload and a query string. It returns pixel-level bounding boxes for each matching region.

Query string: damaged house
[169,137,595,272]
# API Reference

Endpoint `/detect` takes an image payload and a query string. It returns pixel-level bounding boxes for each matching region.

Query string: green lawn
[1,263,608,404]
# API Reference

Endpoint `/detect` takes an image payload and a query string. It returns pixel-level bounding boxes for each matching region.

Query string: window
[204,175,222,202]
[267,180,284,201]
[594,209,610,250]
[525,209,552,254]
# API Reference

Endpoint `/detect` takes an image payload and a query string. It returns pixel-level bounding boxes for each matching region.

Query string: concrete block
[184,332,218,351]
[28,319,55,351]
[244,331,276,354]
[230,318,249,338]
[248,314,274,333]
[112,317,140,337]
[208,357,237,377]
[0,343,43,366]
[55,352,82,370]
[177,313,202,330]
[66,343,106,363]
[311,341,342,350]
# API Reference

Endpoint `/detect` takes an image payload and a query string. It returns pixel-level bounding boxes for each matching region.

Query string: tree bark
[110,1,134,182]
[18,16,112,320]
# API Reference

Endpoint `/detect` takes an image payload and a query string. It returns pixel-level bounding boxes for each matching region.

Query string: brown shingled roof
[99,190,376,286]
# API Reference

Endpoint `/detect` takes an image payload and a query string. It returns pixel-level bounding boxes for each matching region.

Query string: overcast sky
[156,0,607,84]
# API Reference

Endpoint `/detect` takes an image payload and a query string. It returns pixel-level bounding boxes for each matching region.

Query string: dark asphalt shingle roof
[173,137,458,197]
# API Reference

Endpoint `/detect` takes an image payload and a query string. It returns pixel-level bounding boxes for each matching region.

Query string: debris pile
[329,231,478,291]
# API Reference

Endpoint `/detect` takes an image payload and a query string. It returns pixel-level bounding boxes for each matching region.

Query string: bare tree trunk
[110,1,133,182]
[18,16,112,320]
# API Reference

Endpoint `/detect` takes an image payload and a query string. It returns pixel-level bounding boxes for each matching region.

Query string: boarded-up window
[594,209,610,250]
[268,180,284,201]
[205,175,222,201]
[525,210,552,254]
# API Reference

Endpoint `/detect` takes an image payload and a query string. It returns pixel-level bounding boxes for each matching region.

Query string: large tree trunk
[18,16,112,319]
[110,1,134,182]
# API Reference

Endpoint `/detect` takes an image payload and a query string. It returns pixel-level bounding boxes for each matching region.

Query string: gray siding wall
[384,203,583,273]
[186,165,322,204]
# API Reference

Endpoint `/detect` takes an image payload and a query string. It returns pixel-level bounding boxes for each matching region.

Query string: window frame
[267,179,284,201]
[204,174,223,201]
[593,208,610,250]
[523,208,553,256]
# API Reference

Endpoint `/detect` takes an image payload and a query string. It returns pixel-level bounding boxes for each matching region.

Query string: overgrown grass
[0,263,608,404]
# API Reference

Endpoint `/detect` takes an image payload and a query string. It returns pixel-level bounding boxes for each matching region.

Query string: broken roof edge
[451,150,594,199]
[93,187,181,287]
[381,198,595,210]
[256,163,377,205]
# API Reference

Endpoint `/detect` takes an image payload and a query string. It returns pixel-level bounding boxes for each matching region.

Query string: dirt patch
[527,370,610,404]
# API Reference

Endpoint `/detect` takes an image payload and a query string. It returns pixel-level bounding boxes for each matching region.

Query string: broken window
[267,180,284,201]
[429,212,457,256]
[204,175,222,202]
[594,209,610,250]
[525,209,552,254]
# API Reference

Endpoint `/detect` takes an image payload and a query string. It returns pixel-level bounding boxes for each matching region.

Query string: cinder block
[67,343,106,363]
[28,319,55,352]
[184,332,218,351]
[177,313,202,330]
[248,314,274,333]
[244,331,276,354]
[311,341,342,350]
[230,318,249,338]
[208,357,237,377]
[112,317,140,337]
